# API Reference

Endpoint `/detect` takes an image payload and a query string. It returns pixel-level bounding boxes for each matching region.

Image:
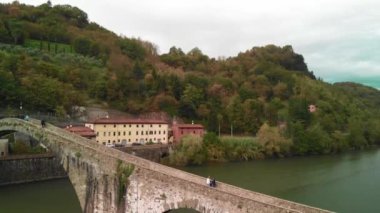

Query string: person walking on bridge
[206,176,211,186]
[41,120,46,128]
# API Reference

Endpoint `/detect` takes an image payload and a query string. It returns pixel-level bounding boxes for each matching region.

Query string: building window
[150,131,153,135]
[129,131,131,135]
[137,124,139,128]
[141,131,144,135]
[108,140,110,143]
[193,131,196,134]
[154,131,156,134]
[108,132,111,136]
[181,131,183,134]
[146,131,148,135]
[114,124,116,128]
[128,139,131,142]
[164,131,166,134]
[124,125,126,127]
[142,125,144,127]
[159,131,161,134]
[123,131,126,136]
[103,132,106,136]
[150,124,152,127]
[96,132,99,136]
[104,125,106,128]
[118,139,120,142]
[136,131,138,135]
[129,124,131,127]
[113,132,116,136]
[159,124,161,127]
[103,142,106,145]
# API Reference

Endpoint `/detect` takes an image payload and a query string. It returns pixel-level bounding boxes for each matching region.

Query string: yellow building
[85,118,169,146]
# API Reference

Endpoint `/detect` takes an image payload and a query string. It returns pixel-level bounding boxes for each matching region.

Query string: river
[1,149,380,212]
[181,149,380,213]
[0,178,81,213]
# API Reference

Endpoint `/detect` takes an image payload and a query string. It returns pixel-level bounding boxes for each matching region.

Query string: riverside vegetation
[1,2,380,165]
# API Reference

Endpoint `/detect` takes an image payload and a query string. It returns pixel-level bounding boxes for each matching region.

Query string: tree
[6,19,25,44]
[0,21,12,43]
[132,62,144,80]
[73,37,92,55]
[168,135,206,166]
[226,96,245,134]
[179,84,204,119]
[304,124,332,154]
[118,38,146,60]
[257,123,292,156]
[288,97,311,126]
[289,121,308,155]
[0,70,17,105]
[347,119,367,149]
[181,84,204,109]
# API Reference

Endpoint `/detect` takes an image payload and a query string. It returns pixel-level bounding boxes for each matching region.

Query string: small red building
[172,123,205,143]
[64,126,96,140]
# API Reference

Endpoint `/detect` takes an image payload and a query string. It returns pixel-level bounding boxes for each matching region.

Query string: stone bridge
[0,118,331,213]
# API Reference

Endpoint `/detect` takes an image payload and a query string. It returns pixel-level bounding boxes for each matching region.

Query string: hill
[0,1,380,157]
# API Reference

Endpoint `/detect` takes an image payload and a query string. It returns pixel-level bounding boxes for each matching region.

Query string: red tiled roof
[64,126,96,137]
[77,132,97,137]
[174,124,204,129]
[90,118,167,125]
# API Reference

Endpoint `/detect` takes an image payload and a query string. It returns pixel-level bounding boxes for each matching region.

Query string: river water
[0,178,81,213]
[181,149,380,213]
[1,149,380,212]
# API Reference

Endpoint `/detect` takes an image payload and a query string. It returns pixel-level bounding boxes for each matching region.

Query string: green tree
[288,97,311,126]
[118,38,146,60]
[73,37,92,55]
[257,123,292,156]
[6,19,25,44]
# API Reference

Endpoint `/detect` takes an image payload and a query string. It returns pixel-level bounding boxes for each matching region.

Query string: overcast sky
[8,0,380,88]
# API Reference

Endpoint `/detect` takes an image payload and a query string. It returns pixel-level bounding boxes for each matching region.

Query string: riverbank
[163,132,380,166]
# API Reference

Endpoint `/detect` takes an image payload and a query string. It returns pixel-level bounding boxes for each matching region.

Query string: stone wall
[0,153,67,186]
[115,144,170,162]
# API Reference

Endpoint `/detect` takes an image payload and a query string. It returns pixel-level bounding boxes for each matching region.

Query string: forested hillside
[1,1,380,157]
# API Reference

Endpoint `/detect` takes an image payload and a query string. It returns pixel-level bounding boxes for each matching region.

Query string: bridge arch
[0,118,330,213]
[0,118,123,213]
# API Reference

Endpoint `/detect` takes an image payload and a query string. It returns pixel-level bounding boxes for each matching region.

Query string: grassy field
[24,39,73,54]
